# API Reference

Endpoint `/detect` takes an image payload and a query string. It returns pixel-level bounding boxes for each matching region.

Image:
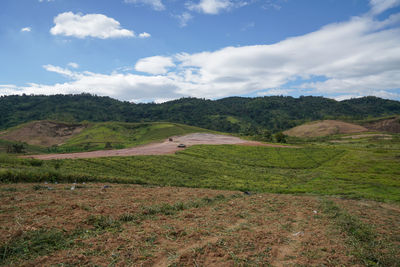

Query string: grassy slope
[58,122,213,152]
[1,121,214,153]
[1,135,399,202]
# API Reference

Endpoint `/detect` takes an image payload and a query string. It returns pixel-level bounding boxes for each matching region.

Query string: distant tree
[261,130,273,142]
[7,143,25,153]
[105,142,112,149]
[274,132,287,143]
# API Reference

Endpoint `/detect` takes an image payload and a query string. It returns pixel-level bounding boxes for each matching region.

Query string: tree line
[1,94,400,133]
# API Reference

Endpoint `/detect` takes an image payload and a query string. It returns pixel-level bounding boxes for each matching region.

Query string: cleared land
[362,116,400,133]
[0,121,85,147]
[0,183,398,266]
[24,133,291,160]
[284,120,368,138]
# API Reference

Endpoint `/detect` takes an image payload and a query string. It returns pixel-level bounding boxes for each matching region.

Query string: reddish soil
[25,133,293,160]
[1,183,398,266]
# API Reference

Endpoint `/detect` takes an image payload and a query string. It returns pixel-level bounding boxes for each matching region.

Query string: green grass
[1,138,399,202]
[0,229,76,265]
[50,122,213,153]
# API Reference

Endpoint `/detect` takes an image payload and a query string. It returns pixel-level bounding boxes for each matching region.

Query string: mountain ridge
[1,94,400,133]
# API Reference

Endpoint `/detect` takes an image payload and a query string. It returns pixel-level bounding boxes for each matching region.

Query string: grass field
[1,134,399,202]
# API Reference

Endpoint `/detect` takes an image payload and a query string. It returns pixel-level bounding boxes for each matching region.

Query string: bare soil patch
[284,120,368,138]
[364,116,400,133]
[25,133,292,160]
[2,183,397,266]
[0,120,85,147]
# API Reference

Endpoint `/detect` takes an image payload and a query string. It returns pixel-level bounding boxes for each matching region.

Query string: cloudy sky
[1,0,400,102]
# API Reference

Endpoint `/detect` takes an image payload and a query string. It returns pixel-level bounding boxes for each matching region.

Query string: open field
[1,135,400,202]
[0,183,398,266]
[24,133,293,160]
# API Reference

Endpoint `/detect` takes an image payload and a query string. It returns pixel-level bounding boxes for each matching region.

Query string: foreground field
[0,183,398,266]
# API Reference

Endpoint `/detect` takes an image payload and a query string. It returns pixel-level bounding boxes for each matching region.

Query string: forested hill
[1,94,400,133]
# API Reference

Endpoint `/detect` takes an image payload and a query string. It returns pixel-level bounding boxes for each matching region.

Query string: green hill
[1,94,400,133]
[0,120,213,153]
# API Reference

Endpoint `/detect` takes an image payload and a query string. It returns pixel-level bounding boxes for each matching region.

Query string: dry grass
[1,183,398,266]
[284,120,368,138]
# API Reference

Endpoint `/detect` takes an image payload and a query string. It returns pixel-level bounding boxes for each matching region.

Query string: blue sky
[1,0,399,102]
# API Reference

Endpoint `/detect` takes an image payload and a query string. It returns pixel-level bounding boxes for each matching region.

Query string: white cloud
[50,12,135,39]
[5,3,400,102]
[187,0,233,14]
[43,64,76,78]
[257,89,292,96]
[21,27,31,32]
[135,56,175,75]
[262,0,284,10]
[124,0,165,11]
[174,12,193,27]
[39,0,54,2]
[67,62,79,69]
[139,32,151,38]
[369,0,400,15]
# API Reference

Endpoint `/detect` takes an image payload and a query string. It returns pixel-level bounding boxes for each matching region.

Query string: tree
[274,132,287,143]
[7,143,25,153]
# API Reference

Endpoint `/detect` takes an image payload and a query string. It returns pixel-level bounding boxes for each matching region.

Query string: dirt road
[25,133,292,160]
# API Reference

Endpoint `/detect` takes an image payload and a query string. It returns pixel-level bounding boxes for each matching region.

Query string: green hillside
[0,121,213,153]
[57,122,212,152]
[1,94,400,133]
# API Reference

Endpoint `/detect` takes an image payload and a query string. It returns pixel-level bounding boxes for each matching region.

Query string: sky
[0,0,400,103]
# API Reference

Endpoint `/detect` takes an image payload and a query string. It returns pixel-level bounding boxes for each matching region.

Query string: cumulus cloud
[124,0,165,11]
[135,56,175,75]
[5,3,400,102]
[50,12,134,39]
[21,27,31,32]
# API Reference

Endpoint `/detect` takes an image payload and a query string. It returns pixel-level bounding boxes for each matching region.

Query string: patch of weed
[0,229,74,265]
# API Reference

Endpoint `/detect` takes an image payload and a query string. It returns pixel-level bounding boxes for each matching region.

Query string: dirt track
[26,133,292,160]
